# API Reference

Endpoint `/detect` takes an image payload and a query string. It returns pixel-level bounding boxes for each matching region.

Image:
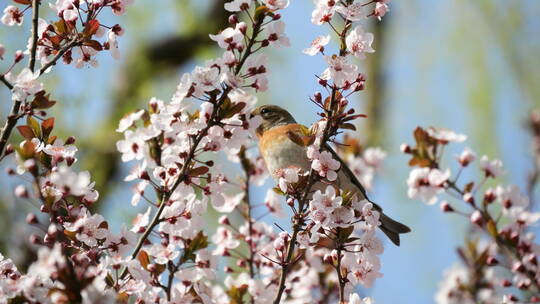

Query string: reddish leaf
[17,125,35,139]
[137,250,150,269]
[84,19,100,37]
[42,118,55,138]
[83,40,103,51]
[13,0,32,4]
[190,166,209,176]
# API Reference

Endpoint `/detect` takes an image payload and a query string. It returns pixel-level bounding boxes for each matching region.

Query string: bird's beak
[249,108,259,119]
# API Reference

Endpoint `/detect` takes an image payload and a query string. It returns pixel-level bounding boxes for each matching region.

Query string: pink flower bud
[512,262,525,273]
[14,185,28,198]
[224,266,234,273]
[463,193,474,205]
[228,15,239,25]
[440,201,453,212]
[484,189,496,204]
[470,210,483,226]
[314,91,322,103]
[14,50,24,63]
[400,143,411,153]
[219,215,230,225]
[238,23,247,34]
[65,136,76,145]
[486,256,498,266]
[236,259,246,267]
[502,279,512,287]
[273,13,281,20]
[5,144,14,155]
[26,213,38,224]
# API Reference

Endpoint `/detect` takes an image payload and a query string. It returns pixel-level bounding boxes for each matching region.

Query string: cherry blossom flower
[49,166,97,197]
[117,109,145,132]
[266,21,290,48]
[407,167,450,205]
[350,293,375,304]
[427,127,467,143]
[321,55,358,87]
[336,3,366,21]
[63,208,109,247]
[4,68,43,101]
[264,189,286,217]
[209,22,245,50]
[224,0,252,12]
[1,6,23,26]
[276,167,300,192]
[262,0,290,10]
[457,147,476,166]
[346,26,375,59]
[303,35,330,56]
[479,155,504,178]
[311,186,342,214]
[42,139,78,161]
[131,206,151,233]
[311,0,337,25]
[212,227,240,255]
[374,1,391,20]
[308,147,341,181]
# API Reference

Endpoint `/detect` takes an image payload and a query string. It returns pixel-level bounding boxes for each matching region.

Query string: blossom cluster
[0,0,397,303]
[2,0,133,69]
[403,126,540,303]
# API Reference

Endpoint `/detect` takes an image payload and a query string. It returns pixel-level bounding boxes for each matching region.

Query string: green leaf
[27,116,41,138]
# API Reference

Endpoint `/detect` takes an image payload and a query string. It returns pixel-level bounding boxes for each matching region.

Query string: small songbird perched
[251,104,411,246]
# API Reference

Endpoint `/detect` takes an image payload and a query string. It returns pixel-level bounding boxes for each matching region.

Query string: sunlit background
[1,1,540,303]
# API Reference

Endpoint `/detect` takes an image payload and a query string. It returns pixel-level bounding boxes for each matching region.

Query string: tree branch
[28,0,40,72]
[0,38,81,160]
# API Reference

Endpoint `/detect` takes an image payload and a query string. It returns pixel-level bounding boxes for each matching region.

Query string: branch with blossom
[0,0,133,160]
[0,0,396,303]
[402,126,540,303]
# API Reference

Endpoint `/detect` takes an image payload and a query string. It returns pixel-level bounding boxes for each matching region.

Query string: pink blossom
[262,0,290,10]
[64,208,109,247]
[321,55,358,88]
[374,1,391,20]
[224,0,252,12]
[311,0,337,25]
[458,147,476,166]
[407,167,450,205]
[303,35,331,56]
[209,23,245,50]
[346,26,375,59]
[480,155,504,178]
[427,127,467,143]
[1,6,23,26]
[4,68,43,101]
[266,21,290,48]
[309,149,340,181]
[336,3,366,21]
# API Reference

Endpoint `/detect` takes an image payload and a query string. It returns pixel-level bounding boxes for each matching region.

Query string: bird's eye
[260,108,270,115]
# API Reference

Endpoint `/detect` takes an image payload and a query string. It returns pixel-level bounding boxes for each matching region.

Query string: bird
[251,104,411,246]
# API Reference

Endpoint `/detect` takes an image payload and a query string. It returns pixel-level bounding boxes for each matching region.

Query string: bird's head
[251,105,297,137]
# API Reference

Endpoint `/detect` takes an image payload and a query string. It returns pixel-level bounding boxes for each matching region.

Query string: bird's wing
[323,142,383,211]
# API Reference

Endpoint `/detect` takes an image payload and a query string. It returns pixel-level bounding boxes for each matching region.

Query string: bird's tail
[379,212,411,246]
